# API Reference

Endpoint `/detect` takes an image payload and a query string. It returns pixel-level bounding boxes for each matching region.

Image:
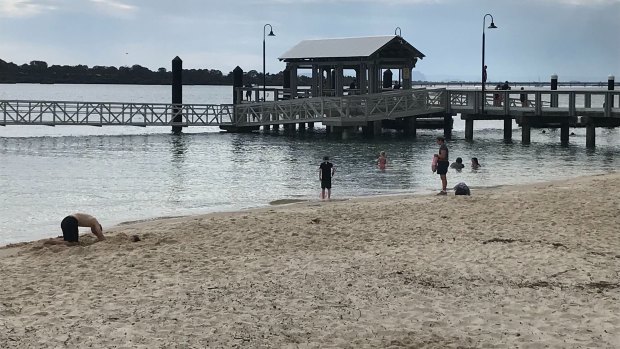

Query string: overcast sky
[0,0,618,81]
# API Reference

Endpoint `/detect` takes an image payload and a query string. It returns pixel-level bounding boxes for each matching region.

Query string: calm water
[1,84,619,244]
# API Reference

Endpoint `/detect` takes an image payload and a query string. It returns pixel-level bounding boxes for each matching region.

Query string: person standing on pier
[435,137,449,195]
[319,156,335,200]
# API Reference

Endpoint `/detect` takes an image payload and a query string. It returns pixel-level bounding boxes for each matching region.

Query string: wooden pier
[0,100,234,127]
[2,87,618,147]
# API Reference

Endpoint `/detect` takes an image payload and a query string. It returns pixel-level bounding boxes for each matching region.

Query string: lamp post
[263,23,275,102]
[395,27,402,86]
[481,13,497,115]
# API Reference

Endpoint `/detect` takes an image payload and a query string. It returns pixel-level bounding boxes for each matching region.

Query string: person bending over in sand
[60,213,104,243]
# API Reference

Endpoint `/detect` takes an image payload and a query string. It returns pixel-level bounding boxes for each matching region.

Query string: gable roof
[279,35,425,61]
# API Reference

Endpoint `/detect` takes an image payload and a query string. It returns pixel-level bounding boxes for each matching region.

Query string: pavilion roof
[278,35,425,62]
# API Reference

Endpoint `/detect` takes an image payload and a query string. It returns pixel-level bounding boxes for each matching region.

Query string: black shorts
[321,178,332,189]
[436,161,449,175]
[61,216,79,242]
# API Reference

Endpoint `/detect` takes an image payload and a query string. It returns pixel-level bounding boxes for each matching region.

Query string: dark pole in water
[609,75,615,108]
[232,66,243,125]
[172,56,183,134]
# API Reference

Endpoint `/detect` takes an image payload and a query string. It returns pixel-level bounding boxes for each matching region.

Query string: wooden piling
[521,116,531,145]
[586,123,596,148]
[609,75,615,108]
[560,122,570,146]
[443,114,452,140]
[171,56,183,134]
[404,117,417,137]
[465,118,474,141]
[503,118,512,142]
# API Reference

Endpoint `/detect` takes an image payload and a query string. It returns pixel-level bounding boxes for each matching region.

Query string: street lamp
[394,27,402,86]
[263,23,275,101]
[481,13,497,115]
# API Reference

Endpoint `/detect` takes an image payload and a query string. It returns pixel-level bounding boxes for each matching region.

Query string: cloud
[545,0,620,5]
[90,0,136,14]
[260,0,443,3]
[0,0,57,18]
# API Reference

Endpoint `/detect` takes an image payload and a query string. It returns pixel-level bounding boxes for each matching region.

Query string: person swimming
[450,157,465,170]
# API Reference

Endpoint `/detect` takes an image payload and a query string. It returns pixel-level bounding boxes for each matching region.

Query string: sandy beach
[1,173,619,348]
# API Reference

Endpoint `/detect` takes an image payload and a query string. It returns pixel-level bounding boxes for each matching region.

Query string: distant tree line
[0,59,315,86]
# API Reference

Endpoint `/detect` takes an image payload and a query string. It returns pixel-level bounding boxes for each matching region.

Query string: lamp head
[268,29,275,37]
[488,22,497,29]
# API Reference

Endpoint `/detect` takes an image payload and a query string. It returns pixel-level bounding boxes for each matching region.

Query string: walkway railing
[234,88,447,126]
[446,89,620,117]
[0,100,235,126]
[1,89,618,128]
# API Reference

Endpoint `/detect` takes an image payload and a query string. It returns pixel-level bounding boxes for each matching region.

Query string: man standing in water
[435,136,449,195]
[319,156,335,200]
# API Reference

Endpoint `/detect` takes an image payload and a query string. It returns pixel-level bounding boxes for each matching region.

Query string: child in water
[471,157,481,170]
[378,151,387,171]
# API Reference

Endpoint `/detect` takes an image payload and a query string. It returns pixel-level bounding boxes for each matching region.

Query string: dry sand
[1,173,619,348]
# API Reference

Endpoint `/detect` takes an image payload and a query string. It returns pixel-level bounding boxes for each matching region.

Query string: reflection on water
[168,134,189,204]
[0,128,619,244]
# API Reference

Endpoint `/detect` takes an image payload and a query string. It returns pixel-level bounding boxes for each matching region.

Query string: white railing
[234,88,447,125]
[0,100,235,126]
[446,89,620,117]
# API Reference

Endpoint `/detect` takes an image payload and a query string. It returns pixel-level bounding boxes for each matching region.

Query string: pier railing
[234,88,447,126]
[2,89,618,129]
[0,100,235,126]
[446,89,620,117]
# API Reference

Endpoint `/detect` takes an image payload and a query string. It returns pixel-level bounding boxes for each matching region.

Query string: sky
[0,0,618,82]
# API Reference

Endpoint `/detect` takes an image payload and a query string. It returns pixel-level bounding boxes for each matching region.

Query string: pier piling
[465,118,474,141]
[586,122,596,148]
[609,75,615,108]
[503,118,512,142]
[521,116,531,145]
[171,56,183,134]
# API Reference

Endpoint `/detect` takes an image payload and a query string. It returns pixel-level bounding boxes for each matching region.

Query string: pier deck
[1,88,619,146]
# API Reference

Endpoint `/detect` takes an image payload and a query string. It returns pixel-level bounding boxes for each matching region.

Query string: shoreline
[1,172,619,347]
[0,172,613,250]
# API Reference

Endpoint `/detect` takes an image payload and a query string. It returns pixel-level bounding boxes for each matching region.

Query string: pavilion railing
[234,88,447,125]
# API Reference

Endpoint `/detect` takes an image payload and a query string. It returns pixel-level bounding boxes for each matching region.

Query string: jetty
[1,36,618,148]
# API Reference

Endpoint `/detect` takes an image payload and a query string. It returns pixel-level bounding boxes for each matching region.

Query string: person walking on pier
[245,83,253,101]
[435,136,449,195]
[319,156,335,200]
